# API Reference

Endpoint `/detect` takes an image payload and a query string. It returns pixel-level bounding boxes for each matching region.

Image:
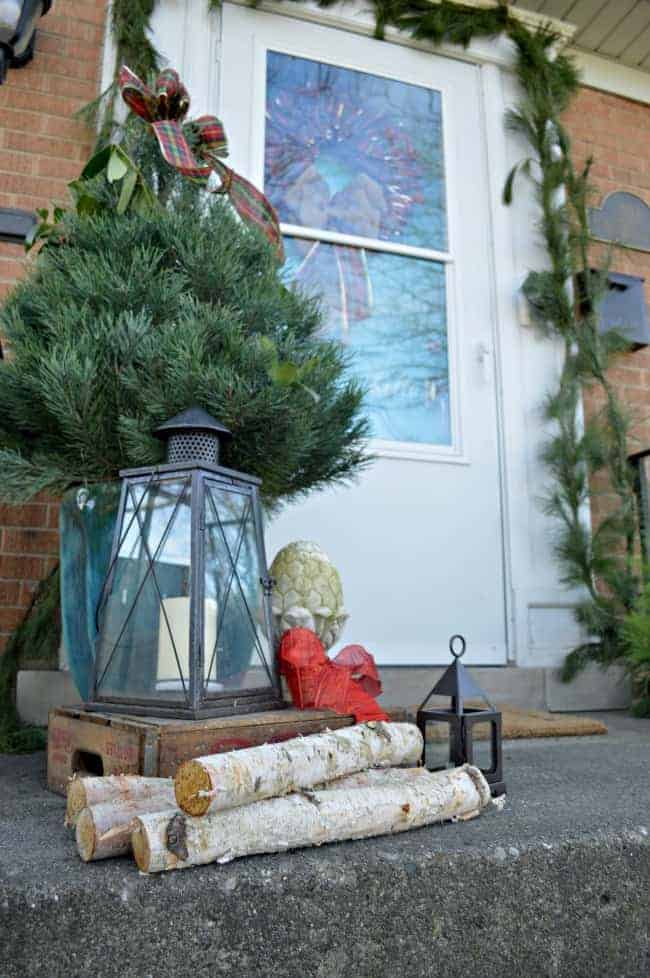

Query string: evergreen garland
[623,582,650,717]
[503,23,641,677]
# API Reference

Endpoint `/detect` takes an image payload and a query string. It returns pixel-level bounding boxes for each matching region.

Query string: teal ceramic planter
[59,483,121,700]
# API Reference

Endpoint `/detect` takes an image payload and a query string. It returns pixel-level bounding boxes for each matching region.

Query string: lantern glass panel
[95,476,193,703]
[203,482,273,694]
[423,720,455,769]
[469,720,494,772]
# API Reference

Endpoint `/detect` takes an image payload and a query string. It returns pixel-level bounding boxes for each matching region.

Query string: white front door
[221,5,507,665]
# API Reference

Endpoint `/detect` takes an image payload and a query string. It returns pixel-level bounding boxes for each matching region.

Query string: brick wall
[563,86,650,533]
[0,0,106,652]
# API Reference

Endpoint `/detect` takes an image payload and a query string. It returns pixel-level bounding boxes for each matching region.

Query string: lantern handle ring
[449,634,466,658]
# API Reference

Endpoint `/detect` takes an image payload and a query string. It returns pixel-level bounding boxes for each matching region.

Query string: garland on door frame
[81,2,644,685]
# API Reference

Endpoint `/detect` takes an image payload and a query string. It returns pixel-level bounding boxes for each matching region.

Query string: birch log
[175,721,423,816]
[317,766,432,791]
[66,776,174,827]
[76,769,425,863]
[75,790,177,862]
[134,764,490,874]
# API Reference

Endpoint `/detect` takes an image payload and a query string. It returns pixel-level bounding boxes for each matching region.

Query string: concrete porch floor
[1,713,649,978]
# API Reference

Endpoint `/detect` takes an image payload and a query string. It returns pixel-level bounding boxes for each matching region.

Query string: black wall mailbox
[598,272,650,349]
[578,270,650,350]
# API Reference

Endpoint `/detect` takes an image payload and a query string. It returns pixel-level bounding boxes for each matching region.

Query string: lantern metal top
[154,406,232,441]
[418,634,494,716]
[154,407,232,466]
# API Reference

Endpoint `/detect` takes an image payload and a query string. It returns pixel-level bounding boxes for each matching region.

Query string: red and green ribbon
[119,65,284,261]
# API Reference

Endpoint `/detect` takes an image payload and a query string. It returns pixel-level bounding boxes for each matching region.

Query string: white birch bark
[134,765,490,874]
[75,787,178,862]
[174,721,423,816]
[66,776,174,827]
[316,766,431,791]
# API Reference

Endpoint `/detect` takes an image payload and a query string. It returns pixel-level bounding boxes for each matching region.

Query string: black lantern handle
[449,634,466,658]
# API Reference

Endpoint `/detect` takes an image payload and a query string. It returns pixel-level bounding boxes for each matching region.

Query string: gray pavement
[1,712,649,978]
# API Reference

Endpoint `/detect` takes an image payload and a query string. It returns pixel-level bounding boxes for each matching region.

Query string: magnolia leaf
[502,158,532,205]
[270,361,300,385]
[107,149,129,183]
[502,164,518,205]
[130,188,152,216]
[80,145,112,180]
[130,180,158,215]
[116,167,138,214]
[258,335,279,363]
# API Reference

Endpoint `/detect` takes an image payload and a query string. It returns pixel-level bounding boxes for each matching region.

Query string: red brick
[0,504,49,529]
[67,2,109,28]
[0,147,37,173]
[0,107,46,135]
[8,68,98,102]
[5,130,83,162]
[0,556,45,580]
[2,528,60,556]
[37,53,100,83]
[0,86,84,120]
[19,580,40,608]
[0,241,24,258]
[36,155,82,181]
[0,607,27,630]
[42,114,92,142]
[0,581,21,605]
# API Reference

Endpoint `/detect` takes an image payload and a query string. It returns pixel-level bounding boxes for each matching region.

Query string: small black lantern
[417,635,505,796]
[88,407,284,719]
[0,1,52,83]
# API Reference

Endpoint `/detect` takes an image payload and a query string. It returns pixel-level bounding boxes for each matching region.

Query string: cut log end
[75,808,96,862]
[66,777,88,826]
[175,760,212,817]
[131,821,150,873]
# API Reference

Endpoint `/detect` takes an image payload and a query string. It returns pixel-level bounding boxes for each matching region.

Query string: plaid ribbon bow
[119,65,284,260]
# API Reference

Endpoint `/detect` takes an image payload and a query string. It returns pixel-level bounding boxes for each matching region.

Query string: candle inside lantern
[157,597,220,691]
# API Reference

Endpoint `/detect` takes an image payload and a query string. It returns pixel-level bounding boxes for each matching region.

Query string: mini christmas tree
[0,72,370,506]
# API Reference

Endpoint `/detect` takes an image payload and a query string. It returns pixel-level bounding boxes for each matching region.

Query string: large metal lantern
[416,635,505,797]
[88,408,284,719]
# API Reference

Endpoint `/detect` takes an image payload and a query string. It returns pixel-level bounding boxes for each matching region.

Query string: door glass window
[264,50,451,446]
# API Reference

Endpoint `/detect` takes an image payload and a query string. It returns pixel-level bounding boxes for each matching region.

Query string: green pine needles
[623,581,650,717]
[0,190,369,506]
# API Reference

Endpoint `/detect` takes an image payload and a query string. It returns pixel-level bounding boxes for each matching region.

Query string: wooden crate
[47,705,358,795]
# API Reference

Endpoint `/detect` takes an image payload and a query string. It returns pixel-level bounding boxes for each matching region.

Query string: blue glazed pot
[59,482,121,700]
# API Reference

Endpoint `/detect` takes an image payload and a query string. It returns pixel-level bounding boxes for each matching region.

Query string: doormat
[410,705,608,740]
